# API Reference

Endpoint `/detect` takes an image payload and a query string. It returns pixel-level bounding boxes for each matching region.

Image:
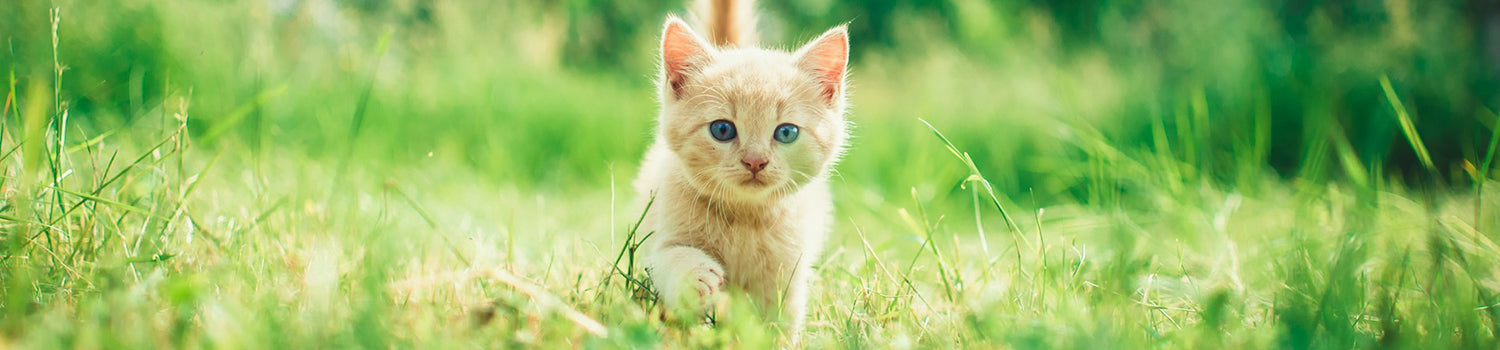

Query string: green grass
[3,0,1500,348]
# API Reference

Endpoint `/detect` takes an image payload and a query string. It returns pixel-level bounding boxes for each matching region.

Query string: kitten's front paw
[649,246,728,315]
[690,263,725,305]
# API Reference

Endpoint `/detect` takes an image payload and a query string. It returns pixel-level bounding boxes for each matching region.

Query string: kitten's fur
[635,0,849,337]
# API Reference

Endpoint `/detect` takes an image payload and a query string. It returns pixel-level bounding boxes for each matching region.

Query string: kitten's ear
[794,25,849,104]
[662,16,713,99]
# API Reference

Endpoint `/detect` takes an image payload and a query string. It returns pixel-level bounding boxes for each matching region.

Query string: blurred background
[2,0,1497,201]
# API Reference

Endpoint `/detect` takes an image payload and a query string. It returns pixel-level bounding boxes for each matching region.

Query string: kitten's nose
[741,157,768,174]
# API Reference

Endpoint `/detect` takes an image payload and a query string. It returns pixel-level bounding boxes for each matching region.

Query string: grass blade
[1379,75,1436,174]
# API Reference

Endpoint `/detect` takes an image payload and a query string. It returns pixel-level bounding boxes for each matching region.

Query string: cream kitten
[634,0,849,338]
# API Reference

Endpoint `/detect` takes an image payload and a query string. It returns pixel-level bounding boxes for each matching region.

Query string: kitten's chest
[707,213,805,296]
[698,202,803,257]
[647,178,833,297]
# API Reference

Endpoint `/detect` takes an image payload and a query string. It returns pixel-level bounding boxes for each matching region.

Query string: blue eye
[709,120,737,141]
[774,124,799,143]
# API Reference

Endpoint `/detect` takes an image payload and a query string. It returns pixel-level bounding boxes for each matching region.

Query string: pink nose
[741,157,768,174]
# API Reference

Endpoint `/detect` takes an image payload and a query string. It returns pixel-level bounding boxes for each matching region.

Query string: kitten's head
[655,16,850,202]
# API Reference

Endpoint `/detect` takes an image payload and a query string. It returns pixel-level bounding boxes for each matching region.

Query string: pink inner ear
[798,29,849,102]
[662,20,709,98]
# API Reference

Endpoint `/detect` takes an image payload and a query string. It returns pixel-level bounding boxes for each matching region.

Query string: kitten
[634,0,850,338]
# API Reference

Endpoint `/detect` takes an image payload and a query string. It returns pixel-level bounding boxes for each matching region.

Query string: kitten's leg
[783,266,811,345]
[648,245,725,311]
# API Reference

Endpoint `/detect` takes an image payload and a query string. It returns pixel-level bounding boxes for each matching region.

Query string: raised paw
[690,263,725,305]
[647,246,729,314]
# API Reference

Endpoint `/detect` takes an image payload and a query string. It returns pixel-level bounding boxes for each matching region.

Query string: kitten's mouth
[739,172,775,187]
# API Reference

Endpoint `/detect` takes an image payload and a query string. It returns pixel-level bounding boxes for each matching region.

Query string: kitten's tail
[693,0,756,47]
